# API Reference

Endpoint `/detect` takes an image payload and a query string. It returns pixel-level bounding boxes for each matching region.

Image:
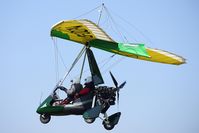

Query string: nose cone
[36,95,65,115]
[36,95,52,114]
[36,103,47,114]
[36,107,41,114]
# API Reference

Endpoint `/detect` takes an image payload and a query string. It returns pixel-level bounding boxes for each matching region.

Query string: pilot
[68,78,83,98]
[60,78,83,104]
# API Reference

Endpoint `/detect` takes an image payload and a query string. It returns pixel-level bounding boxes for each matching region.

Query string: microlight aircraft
[36,5,185,130]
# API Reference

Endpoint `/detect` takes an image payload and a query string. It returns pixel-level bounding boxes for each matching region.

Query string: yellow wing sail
[51,19,185,65]
[51,19,113,44]
[140,48,185,65]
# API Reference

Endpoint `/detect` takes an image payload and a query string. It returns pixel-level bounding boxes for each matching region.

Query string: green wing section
[89,39,185,65]
[89,39,150,58]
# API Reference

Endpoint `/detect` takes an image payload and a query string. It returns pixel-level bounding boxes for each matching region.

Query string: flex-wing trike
[36,18,185,130]
[37,48,126,130]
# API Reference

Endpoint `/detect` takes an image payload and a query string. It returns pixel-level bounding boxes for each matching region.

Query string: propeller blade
[109,72,126,106]
[119,81,126,89]
[110,71,118,88]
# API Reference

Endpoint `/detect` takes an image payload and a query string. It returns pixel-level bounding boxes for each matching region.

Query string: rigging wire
[105,10,138,42]
[104,6,128,43]
[53,37,72,82]
[59,46,86,85]
[79,50,87,81]
[97,8,110,28]
[73,4,102,19]
[71,53,115,80]
[57,48,67,70]
[52,38,59,82]
[97,3,104,25]
[102,56,125,74]
[52,38,68,69]
[105,7,153,45]
[99,54,115,69]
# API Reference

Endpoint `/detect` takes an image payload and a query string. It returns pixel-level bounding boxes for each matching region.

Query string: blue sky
[1,0,199,133]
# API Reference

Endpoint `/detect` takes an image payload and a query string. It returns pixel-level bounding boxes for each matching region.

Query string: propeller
[109,71,126,105]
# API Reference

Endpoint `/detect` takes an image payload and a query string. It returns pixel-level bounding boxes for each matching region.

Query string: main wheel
[40,114,51,124]
[84,118,95,124]
[103,121,115,130]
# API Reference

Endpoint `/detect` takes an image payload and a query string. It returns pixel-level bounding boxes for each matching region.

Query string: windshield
[51,86,68,100]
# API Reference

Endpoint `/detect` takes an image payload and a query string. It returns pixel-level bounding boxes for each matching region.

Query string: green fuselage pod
[36,94,93,116]
[37,96,64,115]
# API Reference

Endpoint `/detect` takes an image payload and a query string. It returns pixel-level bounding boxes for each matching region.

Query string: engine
[95,86,116,105]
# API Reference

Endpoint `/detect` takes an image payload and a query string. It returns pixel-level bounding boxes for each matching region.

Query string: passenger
[58,77,95,105]
[75,76,95,98]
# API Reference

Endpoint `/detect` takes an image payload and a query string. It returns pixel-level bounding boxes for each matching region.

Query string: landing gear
[103,120,115,130]
[40,114,51,124]
[84,118,95,124]
[102,112,121,130]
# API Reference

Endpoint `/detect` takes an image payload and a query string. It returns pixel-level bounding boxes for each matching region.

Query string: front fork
[92,94,110,121]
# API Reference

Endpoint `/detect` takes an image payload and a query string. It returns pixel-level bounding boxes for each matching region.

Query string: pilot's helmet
[85,76,92,83]
[72,78,82,93]
[71,78,80,84]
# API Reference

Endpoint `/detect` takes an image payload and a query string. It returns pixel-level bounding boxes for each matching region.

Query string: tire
[84,118,95,124]
[40,114,51,124]
[103,121,115,130]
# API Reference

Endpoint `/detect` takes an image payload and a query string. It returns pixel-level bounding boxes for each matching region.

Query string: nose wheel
[40,114,51,124]
[84,118,96,124]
